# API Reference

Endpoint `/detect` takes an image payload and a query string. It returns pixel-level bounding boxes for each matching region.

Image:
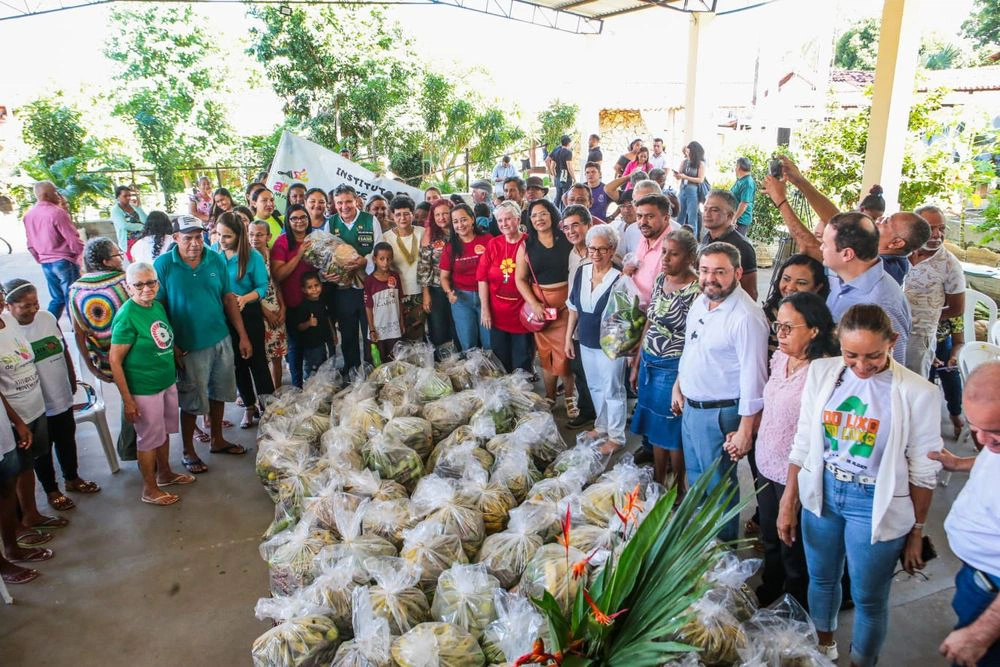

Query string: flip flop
[193,428,212,443]
[141,493,180,506]
[2,568,41,585]
[209,443,248,456]
[65,479,101,494]
[25,515,69,529]
[240,415,254,429]
[47,494,76,511]
[182,456,208,474]
[9,547,54,563]
[158,474,196,487]
[16,530,53,549]
[220,419,234,429]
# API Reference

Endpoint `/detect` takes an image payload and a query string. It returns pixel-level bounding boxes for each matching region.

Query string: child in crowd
[293,272,335,380]
[364,243,404,362]
[3,279,100,511]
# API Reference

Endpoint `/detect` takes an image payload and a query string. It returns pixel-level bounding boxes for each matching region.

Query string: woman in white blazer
[777,304,942,666]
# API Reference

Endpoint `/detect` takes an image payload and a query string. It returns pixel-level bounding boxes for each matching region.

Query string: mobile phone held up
[769,157,783,179]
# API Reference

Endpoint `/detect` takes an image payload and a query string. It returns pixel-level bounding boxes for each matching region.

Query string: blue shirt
[880,254,910,285]
[730,175,756,228]
[154,245,233,352]
[589,183,609,221]
[213,245,270,301]
[826,258,911,364]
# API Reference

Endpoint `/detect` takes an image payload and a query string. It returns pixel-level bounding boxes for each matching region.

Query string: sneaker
[817,641,838,661]
[566,414,595,430]
[565,395,580,419]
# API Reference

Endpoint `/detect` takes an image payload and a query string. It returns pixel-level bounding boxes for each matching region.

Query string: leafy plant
[20,156,113,218]
[834,18,879,71]
[975,187,1000,245]
[519,464,744,666]
[962,0,1000,52]
[715,144,795,244]
[537,101,578,152]
[19,94,87,168]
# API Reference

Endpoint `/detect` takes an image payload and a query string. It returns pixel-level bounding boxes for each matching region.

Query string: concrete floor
[0,243,974,666]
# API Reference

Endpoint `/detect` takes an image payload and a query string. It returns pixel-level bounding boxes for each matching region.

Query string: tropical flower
[584,589,628,626]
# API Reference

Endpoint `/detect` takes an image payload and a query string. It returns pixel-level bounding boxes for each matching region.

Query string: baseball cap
[172,214,204,234]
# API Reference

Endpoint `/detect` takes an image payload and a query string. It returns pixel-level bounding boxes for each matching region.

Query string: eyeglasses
[131,279,159,290]
[771,321,808,336]
[288,215,309,222]
[587,246,612,254]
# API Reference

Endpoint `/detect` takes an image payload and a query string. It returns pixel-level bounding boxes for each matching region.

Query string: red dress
[476,235,528,334]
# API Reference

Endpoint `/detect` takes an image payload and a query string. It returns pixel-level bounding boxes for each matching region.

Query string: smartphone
[543,307,558,321]
[769,157,783,179]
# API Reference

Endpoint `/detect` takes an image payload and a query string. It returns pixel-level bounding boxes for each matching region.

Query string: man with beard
[624,194,674,306]
[701,190,758,301]
[903,205,965,376]
[675,242,768,542]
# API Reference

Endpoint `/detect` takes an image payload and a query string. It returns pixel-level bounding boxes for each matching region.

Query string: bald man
[931,361,1000,666]
[22,181,84,320]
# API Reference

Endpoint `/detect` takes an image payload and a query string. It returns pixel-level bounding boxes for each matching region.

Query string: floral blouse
[418,235,449,288]
[641,275,700,358]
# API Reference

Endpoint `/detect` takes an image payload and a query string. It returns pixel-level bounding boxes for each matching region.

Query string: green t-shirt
[731,174,756,228]
[111,299,176,396]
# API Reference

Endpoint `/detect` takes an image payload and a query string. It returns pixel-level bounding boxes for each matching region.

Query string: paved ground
[0,239,973,666]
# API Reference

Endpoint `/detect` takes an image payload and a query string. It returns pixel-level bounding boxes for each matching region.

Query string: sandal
[141,493,180,506]
[47,493,76,511]
[240,413,254,429]
[158,473,196,487]
[65,479,101,494]
[182,456,208,474]
[9,547,54,564]
[193,427,211,443]
[16,530,53,549]
[210,443,247,455]
[745,519,760,537]
[2,568,41,585]
[25,515,69,529]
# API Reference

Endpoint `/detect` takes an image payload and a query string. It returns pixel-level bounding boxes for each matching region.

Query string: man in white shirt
[675,241,769,542]
[931,362,1000,667]
[903,204,965,377]
[491,156,518,198]
[648,137,669,171]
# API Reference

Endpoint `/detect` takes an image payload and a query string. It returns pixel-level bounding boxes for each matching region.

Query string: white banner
[266,131,423,211]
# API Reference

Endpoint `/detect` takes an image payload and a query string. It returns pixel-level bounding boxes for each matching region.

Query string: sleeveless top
[525,234,572,285]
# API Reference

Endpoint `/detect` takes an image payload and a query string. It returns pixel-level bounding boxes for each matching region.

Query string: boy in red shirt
[363,242,404,362]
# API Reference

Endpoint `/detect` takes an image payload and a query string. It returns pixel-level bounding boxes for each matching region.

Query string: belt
[825,461,876,486]
[686,398,738,409]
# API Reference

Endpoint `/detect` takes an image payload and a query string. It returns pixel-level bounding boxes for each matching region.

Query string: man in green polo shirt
[325,184,383,376]
[153,215,252,474]
[731,157,756,236]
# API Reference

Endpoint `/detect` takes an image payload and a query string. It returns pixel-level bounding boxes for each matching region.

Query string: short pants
[0,444,33,483]
[176,338,237,416]
[134,385,180,452]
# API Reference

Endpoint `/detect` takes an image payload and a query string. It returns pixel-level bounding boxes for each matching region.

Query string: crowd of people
[4,138,1000,667]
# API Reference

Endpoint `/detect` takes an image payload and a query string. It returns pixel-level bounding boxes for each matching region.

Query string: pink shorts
[134,386,180,452]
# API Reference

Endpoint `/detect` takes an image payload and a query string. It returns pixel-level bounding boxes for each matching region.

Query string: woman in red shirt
[269,203,316,387]
[440,204,493,351]
[477,201,534,374]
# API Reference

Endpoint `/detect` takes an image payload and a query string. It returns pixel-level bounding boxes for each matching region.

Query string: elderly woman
[778,304,942,665]
[478,201,534,374]
[630,228,701,486]
[366,194,391,233]
[440,204,492,350]
[110,262,194,506]
[561,205,596,428]
[515,199,575,411]
[110,184,148,258]
[419,198,456,352]
[384,196,426,341]
[565,225,626,454]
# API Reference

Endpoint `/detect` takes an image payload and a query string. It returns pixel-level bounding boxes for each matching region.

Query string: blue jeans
[801,469,907,666]
[451,289,490,351]
[681,403,741,541]
[952,564,1000,666]
[42,259,80,320]
[286,329,304,388]
[302,343,332,381]
[677,184,701,238]
[930,335,963,416]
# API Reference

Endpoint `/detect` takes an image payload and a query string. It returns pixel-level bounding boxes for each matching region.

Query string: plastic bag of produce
[361,498,416,549]
[599,274,646,359]
[455,469,516,535]
[426,426,477,471]
[545,434,607,481]
[469,383,516,439]
[392,340,437,369]
[491,446,542,504]
[260,519,337,597]
[414,367,455,404]
[330,372,378,426]
[431,439,492,480]
[342,468,408,501]
[251,608,341,667]
[513,411,566,465]
[256,435,313,501]
[331,587,393,667]
[431,563,499,639]
[298,557,368,633]
[302,229,363,287]
[320,427,366,471]
[400,521,469,594]
[738,595,832,667]
[341,397,389,434]
[378,373,416,410]
[411,475,485,559]
[259,385,304,427]
[390,622,485,667]
[362,433,424,491]
[437,348,504,391]
[526,468,586,504]
[480,591,548,664]
[301,358,340,412]
[580,457,653,527]
[476,504,546,588]
[364,556,431,634]
[369,359,415,388]
[704,551,761,622]
[320,498,397,564]
[499,371,551,417]
[263,502,300,540]
[303,489,361,538]
[483,432,517,459]
[422,390,481,441]
[675,588,749,666]
[383,416,434,461]
[517,543,588,615]
[275,450,331,519]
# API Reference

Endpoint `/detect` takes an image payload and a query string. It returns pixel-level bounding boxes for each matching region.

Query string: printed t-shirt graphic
[821,368,892,476]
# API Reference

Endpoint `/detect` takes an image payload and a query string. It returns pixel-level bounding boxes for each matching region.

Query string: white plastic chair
[991,320,1000,346]
[70,345,120,474]
[964,289,998,343]
[958,341,1000,381]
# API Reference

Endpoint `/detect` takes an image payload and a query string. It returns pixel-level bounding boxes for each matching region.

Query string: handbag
[518,252,552,333]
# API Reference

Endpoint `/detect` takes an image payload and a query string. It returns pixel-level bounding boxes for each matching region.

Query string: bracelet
[912,522,925,531]
[774,199,788,210]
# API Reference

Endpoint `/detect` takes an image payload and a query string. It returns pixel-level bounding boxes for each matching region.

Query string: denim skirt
[630,349,682,450]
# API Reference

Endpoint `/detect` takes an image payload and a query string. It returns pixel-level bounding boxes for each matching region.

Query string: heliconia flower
[614,484,645,528]
[514,638,558,665]
[561,504,572,559]
[584,589,628,626]
[571,549,598,579]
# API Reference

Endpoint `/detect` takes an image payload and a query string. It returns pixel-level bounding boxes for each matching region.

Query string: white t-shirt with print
[0,321,45,423]
[3,312,74,416]
[0,400,15,457]
[903,248,965,337]
[821,367,893,477]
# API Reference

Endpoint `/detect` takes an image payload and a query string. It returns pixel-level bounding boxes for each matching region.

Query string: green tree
[105,4,232,209]
[962,0,1000,51]
[715,144,795,244]
[19,93,87,168]
[834,18,880,70]
[20,157,114,219]
[537,100,578,151]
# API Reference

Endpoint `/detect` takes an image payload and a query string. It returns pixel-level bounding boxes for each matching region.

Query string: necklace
[394,230,417,265]
[501,235,521,284]
[786,355,809,376]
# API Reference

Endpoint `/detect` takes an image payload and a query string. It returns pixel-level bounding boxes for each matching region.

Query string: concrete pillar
[861,0,922,210]
[683,12,715,146]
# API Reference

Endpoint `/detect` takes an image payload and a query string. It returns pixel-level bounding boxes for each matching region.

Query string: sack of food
[469,383,517,439]
[275,450,332,520]
[512,411,566,465]
[455,469,516,535]
[704,551,762,623]
[303,488,362,538]
[422,390,481,441]
[320,426,367,469]
[331,587,393,667]
[599,274,646,359]
[259,385,305,427]
[480,590,549,664]
[499,371,551,417]
[320,498,398,564]
[256,435,313,501]
[298,557,368,633]
[430,439,492,480]
[475,504,546,588]
[251,610,341,667]
[301,358,341,412]
[490,446,542,504]
[483,432,517,460]
[414,367,455,404]
[330,372,378,426]
[341,397,389,434]
[392,340,437,369]
[517,543,588,615]
[302,229,363,287]
[383,416,434,461]
[364,556,431,635]
[430,563,500,639]
[675,588,748,666]
[369,359,415,388]
[361,498,416,549]
[362,433,424,491]
[390,622,486,667]
[437,348,504,391]
[342,468,408,501]
[400,521,469,594]
[580,457,654,527]
[545,434,606,481]
[263,502,300,540]
[526,468,587,504]
[259,518,337,597]
[739,594,831,667]
[411,475,485,559]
